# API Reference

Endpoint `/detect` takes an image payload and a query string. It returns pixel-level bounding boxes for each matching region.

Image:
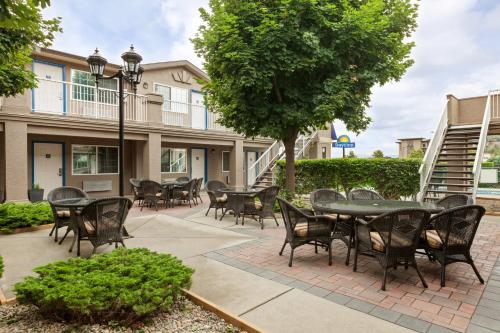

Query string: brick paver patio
[206,216,500,333]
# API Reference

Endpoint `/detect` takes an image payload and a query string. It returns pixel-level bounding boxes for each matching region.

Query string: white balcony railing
[162,100,231,132]
[33,78,147,122]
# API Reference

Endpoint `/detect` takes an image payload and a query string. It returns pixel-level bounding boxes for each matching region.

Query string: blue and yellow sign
[333,135,355,148]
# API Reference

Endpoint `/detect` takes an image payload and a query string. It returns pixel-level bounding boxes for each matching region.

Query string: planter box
[28,189,44,202]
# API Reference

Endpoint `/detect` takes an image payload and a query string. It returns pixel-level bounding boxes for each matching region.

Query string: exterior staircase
[249,131,318,189]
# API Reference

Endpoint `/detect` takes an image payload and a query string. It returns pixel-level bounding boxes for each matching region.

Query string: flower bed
[0,202,53,233]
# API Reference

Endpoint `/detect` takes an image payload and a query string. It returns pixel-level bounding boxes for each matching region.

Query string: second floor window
[161,148,187,173]
[154,83,189,113]
[71,69,118,105]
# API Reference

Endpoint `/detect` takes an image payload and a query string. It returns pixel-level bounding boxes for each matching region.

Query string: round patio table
[218,187,259,224]
[312,200,443,217]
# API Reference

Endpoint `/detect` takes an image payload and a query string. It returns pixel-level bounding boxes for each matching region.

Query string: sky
[42,0,500,157]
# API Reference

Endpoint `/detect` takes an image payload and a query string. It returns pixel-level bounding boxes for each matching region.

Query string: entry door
[191,91,205,129]
[33,143,64,198]
[247,151,258,186]
[191,149,205,188]
[33,62,64,114]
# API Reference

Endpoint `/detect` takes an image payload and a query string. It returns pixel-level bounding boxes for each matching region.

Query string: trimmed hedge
[0,255,3,278]
[0,202,53,233]
[275,158,421,199]
[14,248,193,325]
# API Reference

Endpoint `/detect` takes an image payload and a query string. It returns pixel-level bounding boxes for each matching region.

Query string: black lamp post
[87,45,143,197]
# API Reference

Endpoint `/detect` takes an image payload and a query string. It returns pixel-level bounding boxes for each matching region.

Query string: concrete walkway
[0,204,413,333]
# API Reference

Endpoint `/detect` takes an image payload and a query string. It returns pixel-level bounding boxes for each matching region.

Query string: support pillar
[143,133,162,182]
[230,139,244,186]
[4,121,28,201]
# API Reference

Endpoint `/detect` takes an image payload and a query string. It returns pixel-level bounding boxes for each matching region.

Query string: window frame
[161,147,188,174]
[222,151,231,172]
[70,69,119,105]
[154,83,190,114]
[71,144,120,176]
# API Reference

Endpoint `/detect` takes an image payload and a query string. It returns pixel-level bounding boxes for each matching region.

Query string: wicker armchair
[47,186,89,243]
[176,176,190,182]
[348,189,384,200]
[76,197,132,256]
[172,179,197,207]
[310,189,353,265]
[139,180,164,211]
[278,198,334,267]
[353,208,431,290]
[436,194,473,209]
[205,180,227,219]
[422,205,485,287]
[242,186,280,229]
[193,178,204,204]
[129,178,144,206]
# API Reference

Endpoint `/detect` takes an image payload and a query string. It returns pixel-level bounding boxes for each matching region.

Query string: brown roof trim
[142,60,209,81]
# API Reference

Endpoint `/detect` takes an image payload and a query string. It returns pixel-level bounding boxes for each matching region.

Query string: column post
[4,121,28,201]
[230,139,244,186]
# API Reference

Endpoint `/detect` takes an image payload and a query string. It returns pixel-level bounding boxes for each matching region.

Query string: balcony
[162,100,231,132]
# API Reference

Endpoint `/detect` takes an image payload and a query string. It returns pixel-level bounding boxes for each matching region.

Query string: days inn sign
[333,135,355,148]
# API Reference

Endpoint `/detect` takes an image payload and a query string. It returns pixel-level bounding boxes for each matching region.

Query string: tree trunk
[283,130,298,194]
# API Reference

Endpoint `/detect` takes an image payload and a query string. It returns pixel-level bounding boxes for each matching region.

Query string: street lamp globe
[86,48,107,78]
[121,45,142,76]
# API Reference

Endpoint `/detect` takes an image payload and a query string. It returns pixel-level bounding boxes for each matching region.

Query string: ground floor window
[72,145,119,175]
[222,151,230,172]
[161,148,187,173]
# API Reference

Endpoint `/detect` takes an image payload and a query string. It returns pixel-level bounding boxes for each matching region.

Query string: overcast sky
[43,0,500,157]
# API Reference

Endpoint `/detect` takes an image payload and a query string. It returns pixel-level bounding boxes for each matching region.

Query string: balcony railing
[162,100,231,132]
[33,78,147,122]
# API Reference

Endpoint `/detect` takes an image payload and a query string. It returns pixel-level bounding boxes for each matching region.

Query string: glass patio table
[161,181,188,207]
[218,187,259,224]
[312,199,443,217]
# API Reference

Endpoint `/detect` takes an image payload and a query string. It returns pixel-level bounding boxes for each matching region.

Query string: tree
[372,150,384,158]
[0,0,61,97]
[407,148,424,160]
[347,150,357,158]
[193,0,418,192]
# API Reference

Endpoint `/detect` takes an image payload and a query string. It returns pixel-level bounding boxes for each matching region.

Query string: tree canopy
[372,149,384,158]
[407,148,424,160]
[0,0,61,97]
[193,0,418,191]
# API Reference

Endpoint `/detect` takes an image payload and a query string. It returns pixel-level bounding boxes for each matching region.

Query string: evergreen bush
[0,202,53,233]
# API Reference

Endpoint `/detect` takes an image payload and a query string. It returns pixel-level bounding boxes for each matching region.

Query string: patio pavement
[1,197,500,333]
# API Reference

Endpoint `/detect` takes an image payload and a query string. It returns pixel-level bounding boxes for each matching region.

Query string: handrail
[472,92,493,200]
[418,101,448,200]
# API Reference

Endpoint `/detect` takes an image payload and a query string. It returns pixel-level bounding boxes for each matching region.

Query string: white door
[191,149,205,188]
[33,143,64,198]
[247,151,258,186]
[33,62,64,114]
[191,91,205,129]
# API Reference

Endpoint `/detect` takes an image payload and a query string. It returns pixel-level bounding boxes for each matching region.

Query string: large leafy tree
[194,0,418,192]
[0,0,61,97]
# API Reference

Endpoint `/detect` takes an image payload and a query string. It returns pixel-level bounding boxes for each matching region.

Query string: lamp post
[87,45,143,197]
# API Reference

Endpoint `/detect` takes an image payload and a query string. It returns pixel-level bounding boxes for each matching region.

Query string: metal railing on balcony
[33,78,147,122]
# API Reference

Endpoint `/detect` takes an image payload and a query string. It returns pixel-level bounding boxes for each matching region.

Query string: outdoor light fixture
[86,45,143,197]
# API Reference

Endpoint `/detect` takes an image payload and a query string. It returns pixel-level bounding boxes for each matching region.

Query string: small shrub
[14,248,194,325]
[0,255,3,278]
[0,201,53,233]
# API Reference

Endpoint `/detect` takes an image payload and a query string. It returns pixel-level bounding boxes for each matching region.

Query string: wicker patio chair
[310,189,353,265]
[422,205,485,287]
[205,180,227,219]
[278,198,334,267]
[176,176,190,182]
[242,186,280,229]
[139,180,164,211]
[353,208,431,291]
[348,189,384,200]
[129,178,144,206]
[47,186,89,243]
[172,179,197,207]
[193,177,204,204]
[436,194,473,209]
[76,197,132,256]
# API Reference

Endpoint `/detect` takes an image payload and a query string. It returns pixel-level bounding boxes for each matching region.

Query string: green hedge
[275,158,421,199]
[15,248,193,325]
[0,255,3,278]
[0,202,53,233]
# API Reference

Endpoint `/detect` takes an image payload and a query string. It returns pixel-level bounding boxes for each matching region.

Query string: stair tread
[432,170,473,174]
[428,183,472,187]
[430,176,474,180]
[437,158,475,162]
[426,189,473,194]
[434,164,473,167]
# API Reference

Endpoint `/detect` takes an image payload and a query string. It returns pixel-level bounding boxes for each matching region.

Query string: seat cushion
[245,201,263,210]
[155,192,162,197]
[294,222,331,237]
[370,231,413,252]
[324,213,351,221]
[56,210,71,218]
[83,221,96,235]
[425,230,443,249]
[370,232,385,252]
[182,191,189,196]
[216,194,227,203]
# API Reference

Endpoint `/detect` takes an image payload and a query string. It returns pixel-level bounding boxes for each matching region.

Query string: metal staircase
[248,131,318,188]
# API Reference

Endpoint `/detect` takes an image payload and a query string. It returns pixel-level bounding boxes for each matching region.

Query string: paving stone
[369,306,402,323]
[345,298,376,314]
[467,323,499,333]
[257,270,280,279]
[485,286,500,295]
[478,298,500,311]
[324,292,352,305]
[482,292,500,302]
[306,286,331,298]
[288,280,314,291]
[431,295,461,310]
[271,274,296,285]
[428,324,460,333]
[245,265,266,275]
[488,280,500,288]
[396,314,432,333]
[471,315,500,331]
[474,305,499,321]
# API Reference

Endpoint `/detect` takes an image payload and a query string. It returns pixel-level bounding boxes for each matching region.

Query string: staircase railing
[247,131,318,186]
[418,101,448,200]
[472,91,494,200]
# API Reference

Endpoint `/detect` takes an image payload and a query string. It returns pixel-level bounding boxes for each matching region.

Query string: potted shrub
[28,184,44,202]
